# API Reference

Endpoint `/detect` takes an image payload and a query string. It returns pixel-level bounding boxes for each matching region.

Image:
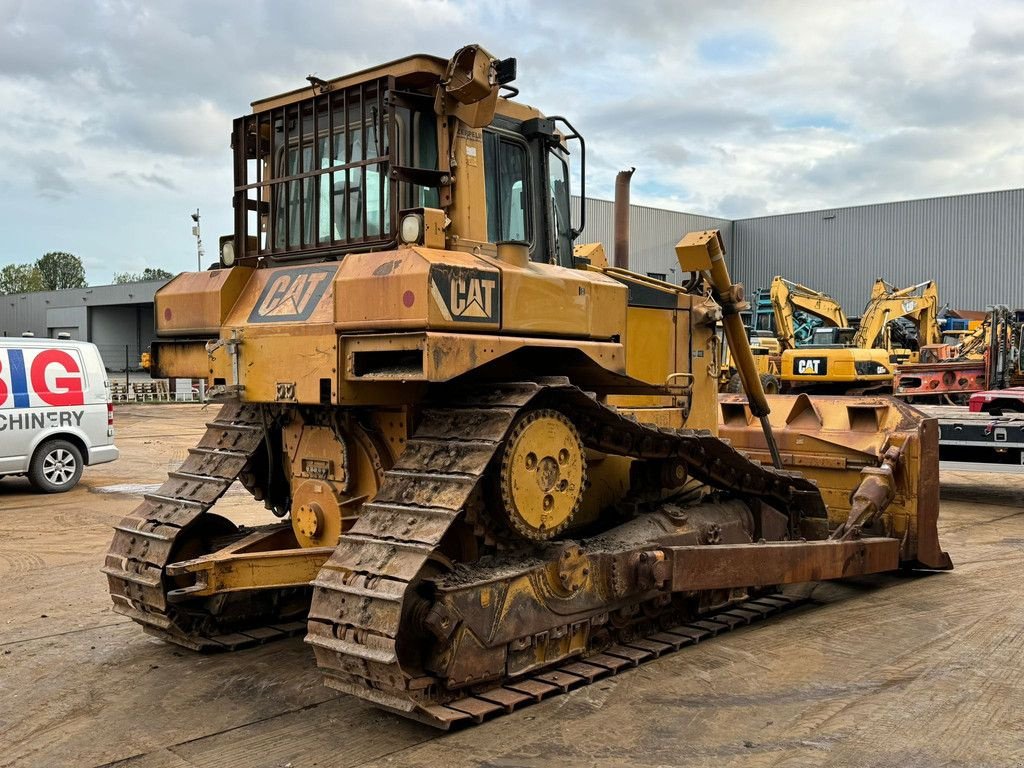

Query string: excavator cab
[811,326,857,347]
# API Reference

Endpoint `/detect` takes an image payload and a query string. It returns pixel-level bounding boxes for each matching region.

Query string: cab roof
[250,51,547,123]
[251,53,449,112]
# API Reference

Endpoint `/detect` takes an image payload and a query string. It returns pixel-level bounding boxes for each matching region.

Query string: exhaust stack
[614,167,635,269]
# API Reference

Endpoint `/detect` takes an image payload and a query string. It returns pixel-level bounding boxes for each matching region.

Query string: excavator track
[103,403,307,650]
[307,380,826,726]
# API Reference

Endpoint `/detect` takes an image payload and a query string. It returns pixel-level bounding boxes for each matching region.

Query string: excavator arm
[769,276,848,350]
[853,280,942,352]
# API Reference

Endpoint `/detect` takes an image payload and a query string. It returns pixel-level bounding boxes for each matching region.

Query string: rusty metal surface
[894,359,988,399]
[613,168,635,269]
[718,392,951,570]
[658,539,900,592]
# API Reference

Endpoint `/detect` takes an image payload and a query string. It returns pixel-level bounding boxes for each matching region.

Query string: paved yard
[1,404,1022,768]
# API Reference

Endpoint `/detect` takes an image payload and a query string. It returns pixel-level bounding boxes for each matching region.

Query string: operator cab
[482,114,582,269]
[811,327,857,348]
[223,51,583,271]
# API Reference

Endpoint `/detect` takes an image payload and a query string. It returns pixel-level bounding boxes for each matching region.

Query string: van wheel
[29,440,83,493]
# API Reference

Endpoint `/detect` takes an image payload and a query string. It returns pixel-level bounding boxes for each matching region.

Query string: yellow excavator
[782,279,941,393]
[721,275,845,396]
[103,45,949,728]
[849,279,941,359]
[769,276,848,351]
[720,276,830,394]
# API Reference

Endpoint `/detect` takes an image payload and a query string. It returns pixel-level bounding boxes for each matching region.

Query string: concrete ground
[1,404,1022,768]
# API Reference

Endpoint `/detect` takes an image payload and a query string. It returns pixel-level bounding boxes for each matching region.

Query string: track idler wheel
[498,409,587,541]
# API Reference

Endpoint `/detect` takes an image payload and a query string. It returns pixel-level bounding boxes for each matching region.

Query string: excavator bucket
[718,392,951,570]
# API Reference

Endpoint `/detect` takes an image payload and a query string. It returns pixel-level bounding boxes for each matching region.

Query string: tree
[113,267,174,284]
[36,251,87,290]
[0,263,45,295]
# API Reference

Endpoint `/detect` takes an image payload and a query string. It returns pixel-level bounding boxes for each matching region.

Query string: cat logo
[248,266,337,323]
[796,357,827,375]
[430,265,501,324]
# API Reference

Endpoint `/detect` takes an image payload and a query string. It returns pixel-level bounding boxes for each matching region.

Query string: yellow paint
[155,267,253,336]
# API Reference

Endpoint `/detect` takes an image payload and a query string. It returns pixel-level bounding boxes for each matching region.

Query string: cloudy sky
[2,0,1023,284]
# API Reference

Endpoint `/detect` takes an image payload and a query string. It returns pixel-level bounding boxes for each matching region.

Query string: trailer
[918,405,1024,473]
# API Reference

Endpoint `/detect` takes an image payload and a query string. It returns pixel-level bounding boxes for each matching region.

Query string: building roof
[2,279,171,309]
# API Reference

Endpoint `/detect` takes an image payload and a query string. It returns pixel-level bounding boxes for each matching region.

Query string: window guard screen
[232,76,398,260]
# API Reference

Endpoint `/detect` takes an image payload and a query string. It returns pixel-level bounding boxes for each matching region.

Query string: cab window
[483,132,530,244]
[548,150,573,267]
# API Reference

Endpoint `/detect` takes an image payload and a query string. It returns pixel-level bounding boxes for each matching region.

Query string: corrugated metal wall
[1,293,51,338]
[572,196,734,281]
[90,305,154,371]
[0,281,167,356]
[732,189,1024,313]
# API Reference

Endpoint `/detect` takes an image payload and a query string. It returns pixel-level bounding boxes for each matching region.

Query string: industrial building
[0,279,169,370]
[3,187,1021,371]
[587,186,1024,312]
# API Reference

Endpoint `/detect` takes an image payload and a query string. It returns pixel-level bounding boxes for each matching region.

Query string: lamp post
[191,209,204,271]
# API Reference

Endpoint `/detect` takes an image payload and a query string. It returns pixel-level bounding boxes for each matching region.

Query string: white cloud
[0,0,1022,281]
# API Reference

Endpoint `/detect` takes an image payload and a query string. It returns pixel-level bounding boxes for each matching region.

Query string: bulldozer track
[307,379,825,727]
[381,591,806,729]
[458,592,806,727]
[103,403,307,650]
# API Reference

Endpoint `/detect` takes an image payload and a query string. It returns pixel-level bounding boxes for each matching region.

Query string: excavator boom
[782,277,942,393]
[769,276,848,350]
[853,279,942,352]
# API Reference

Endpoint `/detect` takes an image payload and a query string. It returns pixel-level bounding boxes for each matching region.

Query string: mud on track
[1,405,1022,767]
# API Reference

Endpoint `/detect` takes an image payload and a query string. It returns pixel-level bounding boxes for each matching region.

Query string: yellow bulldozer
[103,45,949,728]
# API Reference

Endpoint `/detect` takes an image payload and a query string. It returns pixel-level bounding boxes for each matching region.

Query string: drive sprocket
[498,408,586,541]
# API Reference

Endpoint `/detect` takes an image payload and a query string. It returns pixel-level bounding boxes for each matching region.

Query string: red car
[969,386,1024,414]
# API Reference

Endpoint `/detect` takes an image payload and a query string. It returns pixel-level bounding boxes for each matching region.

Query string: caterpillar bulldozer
[103,45,950,728]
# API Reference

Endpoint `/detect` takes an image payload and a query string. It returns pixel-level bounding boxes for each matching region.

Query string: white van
[0,337,119,492]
